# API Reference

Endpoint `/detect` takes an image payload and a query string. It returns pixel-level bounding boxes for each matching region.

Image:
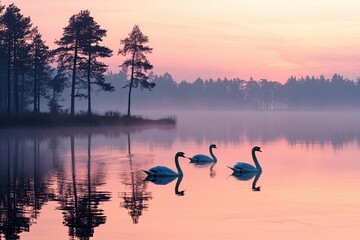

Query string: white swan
[143,152,186,177]
[188,144,217,163]
[228,146,262,173]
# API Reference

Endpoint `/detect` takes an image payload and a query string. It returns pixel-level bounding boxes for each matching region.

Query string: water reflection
[0,112,359,239]
[0,133,111,239]
[231,172,262,191]
[119,133,152,224]
[57,135,111,239]
[189,162,217,178]
[0,139,54,239]
[174,176,185,196]
[144,175,185,196]
[176,111,360,147]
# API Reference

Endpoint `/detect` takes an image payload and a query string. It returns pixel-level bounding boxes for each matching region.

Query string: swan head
[253,146,262,152]
[176,152,186,158]
[210,144,217,149]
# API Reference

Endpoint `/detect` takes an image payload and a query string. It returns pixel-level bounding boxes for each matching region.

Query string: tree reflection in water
[0,133,111,239]
[58,134,111,239]
[119,132,152,224]
[0,138,54,239]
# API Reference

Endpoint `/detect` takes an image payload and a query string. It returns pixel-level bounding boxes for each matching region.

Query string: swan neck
[209,146,217,162]
[252,149,262,171]
[175,155,183,175]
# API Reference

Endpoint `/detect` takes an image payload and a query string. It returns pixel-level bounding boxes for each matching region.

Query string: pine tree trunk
[127,82,132,117]
[127,52,135,117]
[33,46,38,113]
[71,37,78,116]
[14,44,19,113]
[21,72,24,113]
[7,39,11,113]
[87,49,91,116]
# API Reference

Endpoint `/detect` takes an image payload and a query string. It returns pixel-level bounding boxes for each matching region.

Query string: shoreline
[0,113,176,128]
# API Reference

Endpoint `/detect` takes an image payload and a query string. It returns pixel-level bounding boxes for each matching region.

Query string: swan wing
[189,154,213,162]
[233,162,257,172]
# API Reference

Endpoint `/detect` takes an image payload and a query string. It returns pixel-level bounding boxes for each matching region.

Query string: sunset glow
[3,0,360,82]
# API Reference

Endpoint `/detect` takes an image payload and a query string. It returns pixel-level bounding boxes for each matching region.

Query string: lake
[1,111,360,240]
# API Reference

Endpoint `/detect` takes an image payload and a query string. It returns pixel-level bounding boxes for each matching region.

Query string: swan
[188,144,217,163]
[143,152,186,177]
[228,146,262,173]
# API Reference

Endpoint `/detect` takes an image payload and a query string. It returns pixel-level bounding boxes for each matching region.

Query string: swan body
[189,144,217,163]
[228,146,262,173]
[144,152,186,177]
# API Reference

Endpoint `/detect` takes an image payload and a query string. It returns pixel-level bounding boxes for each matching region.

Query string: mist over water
[1,111,359,239]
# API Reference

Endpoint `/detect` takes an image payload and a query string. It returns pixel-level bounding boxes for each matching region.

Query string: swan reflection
[190,161,217,178]
[231,172,262,191]
[144,175,185,196]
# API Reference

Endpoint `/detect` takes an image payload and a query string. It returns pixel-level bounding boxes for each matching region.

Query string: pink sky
[2,0,360,83]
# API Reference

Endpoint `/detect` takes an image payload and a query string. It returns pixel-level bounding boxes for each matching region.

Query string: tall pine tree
[55,11,86,116]
[78,10,113,115]
[1,4,32,113]
[56,10,113,116]
[118,25,155,117]
[30,27,53,113]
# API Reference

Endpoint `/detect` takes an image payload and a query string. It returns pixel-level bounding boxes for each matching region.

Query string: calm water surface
[1,111,360,240]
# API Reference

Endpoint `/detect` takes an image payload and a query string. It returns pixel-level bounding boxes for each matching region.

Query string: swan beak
[258,149,262,152]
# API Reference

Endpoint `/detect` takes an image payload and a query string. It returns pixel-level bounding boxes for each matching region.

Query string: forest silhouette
[103,72,360,111]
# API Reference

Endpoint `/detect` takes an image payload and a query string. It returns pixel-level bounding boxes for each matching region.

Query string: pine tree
[49,69,67,113]
[56,10,113,116]
[118,25,155,117]
[78,10,113,115]
[30,27,53,112]
[55,11,86,116]
[0,1,6,112]
[1,4,32,113]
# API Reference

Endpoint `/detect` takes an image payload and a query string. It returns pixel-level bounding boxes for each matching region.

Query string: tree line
[0,2,154,117]
[105,72,360,111]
